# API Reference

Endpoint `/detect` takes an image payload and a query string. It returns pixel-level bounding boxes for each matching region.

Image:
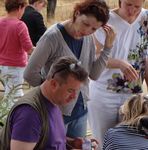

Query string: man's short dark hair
[47,56,88,83]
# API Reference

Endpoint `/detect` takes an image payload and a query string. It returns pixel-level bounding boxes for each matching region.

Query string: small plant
[0,74,29,125]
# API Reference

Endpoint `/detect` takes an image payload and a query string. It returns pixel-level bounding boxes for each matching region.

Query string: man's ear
[50,79,59,91]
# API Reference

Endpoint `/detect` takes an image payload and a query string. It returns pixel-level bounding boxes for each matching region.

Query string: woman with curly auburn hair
[103,94,148,150]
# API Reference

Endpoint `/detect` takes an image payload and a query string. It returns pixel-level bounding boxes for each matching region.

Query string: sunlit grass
[47,0,148,26]
[0,0,147,26]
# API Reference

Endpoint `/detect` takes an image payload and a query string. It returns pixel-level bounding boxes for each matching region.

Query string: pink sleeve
[17,21,33,52]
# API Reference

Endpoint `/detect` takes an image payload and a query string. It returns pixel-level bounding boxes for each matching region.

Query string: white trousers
[0,66,25,98]
[88,84,131,149]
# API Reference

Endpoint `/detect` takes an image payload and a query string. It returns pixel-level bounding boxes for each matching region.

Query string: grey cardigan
[24,24,111,115]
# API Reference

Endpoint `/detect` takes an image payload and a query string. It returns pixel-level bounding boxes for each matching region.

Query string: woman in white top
[88,0,148,148]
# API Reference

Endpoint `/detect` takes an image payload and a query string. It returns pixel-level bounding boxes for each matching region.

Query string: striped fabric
[103,125,148,150]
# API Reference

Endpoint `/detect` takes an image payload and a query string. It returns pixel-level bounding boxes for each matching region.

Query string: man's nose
[69,92,76,99]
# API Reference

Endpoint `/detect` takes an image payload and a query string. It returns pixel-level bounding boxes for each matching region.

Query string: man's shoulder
[23,86,40,96]
[15,87,41,106]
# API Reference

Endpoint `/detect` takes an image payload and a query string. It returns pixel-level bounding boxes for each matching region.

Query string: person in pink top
[0,0,33,103]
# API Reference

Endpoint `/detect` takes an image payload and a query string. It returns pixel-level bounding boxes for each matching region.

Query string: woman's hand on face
[103,24,116,49]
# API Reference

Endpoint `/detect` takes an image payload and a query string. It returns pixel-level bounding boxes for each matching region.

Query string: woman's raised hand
[103,24,116,49]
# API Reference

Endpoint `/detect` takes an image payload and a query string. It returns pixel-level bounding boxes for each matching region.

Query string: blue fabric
[66,113,87,138]
[57,23,83,59]
[63,93,88,124]
[57,24,87,123]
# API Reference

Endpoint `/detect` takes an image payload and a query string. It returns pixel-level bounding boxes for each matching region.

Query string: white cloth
[0,66,25,99]
[88,9,148,147]
[88,86,130,149]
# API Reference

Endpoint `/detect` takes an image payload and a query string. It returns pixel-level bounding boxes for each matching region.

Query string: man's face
[120,0,144,18]
[52,75,82,105]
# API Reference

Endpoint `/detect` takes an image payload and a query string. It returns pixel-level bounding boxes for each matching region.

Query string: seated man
[0,56,88,150]
[103,94,148,150]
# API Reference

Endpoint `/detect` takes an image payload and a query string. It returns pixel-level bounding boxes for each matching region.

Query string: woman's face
[73,13,103,38]
[120,0,144,19]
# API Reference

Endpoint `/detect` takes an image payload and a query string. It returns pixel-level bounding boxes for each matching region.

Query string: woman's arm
[89,25,116,80]
[11,140,36,150]
[107,58,139,82]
